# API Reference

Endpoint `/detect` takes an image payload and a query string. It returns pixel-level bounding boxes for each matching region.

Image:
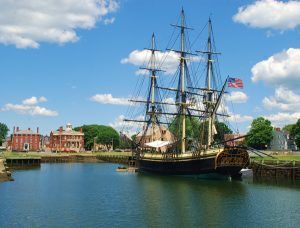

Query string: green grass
[0,151,132,159]
[252,155,300,161]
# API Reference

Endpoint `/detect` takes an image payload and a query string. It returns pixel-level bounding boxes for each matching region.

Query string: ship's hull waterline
[137,148,250,177]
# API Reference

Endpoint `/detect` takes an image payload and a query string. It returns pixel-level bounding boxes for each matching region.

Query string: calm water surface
[1,163,300,227]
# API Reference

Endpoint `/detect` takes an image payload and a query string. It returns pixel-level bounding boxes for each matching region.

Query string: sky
[1,0,300,135]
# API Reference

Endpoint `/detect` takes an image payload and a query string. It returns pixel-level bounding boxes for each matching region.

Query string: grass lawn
[252,155,300,161]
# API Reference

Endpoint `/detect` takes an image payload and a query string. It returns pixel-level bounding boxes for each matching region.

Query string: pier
[5,157,41,169]
[0,159,12,182]
[251,160,300,181]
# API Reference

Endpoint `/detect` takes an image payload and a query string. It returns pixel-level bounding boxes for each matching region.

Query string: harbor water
[1,163,300,227]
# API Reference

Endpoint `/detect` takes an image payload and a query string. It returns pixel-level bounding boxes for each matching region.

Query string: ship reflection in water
[1,163,300,227]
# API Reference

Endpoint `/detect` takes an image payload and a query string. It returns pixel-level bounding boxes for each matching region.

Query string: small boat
[116,166,128,172]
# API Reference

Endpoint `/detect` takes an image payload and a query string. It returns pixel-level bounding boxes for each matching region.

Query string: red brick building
[11,127,41,152]
[50,123,84,152]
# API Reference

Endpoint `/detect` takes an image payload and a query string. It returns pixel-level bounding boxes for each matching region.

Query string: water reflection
[137,173,247,227]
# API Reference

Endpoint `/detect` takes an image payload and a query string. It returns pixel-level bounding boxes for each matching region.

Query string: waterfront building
[11,127,41,152]
[270,128,288,150]
[135,125,174,152]
[50,123,84,152]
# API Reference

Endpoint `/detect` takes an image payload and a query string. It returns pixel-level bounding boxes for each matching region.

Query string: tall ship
[123,9,249,177]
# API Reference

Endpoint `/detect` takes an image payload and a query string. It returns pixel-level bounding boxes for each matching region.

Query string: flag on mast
[228,78,243,88]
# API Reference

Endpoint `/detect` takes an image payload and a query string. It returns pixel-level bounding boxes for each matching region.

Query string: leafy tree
[169,116,200,141]
[74,125,120,150]
[283,124,295,134]
[96,125,120,149]
[0,122,9,146]
[214,121,233,143]
[169,117,232,145]
[246,117,273,150]
[291,119,300,149]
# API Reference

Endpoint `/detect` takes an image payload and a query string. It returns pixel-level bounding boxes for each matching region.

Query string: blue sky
[1,0,300,135]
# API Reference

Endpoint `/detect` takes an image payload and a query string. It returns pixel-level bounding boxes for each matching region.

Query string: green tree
[74,125,120,150]
[291,119,300,149]
[169,117,232,145]
[214,121,233,143]
[169,116,200,141]
[246,117,273,150]
[0,122,9,146]
[96,125,120,149]
[283,124,295,134]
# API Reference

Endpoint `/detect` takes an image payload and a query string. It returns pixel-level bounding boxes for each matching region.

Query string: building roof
[52,130,84,136]
[14,129,39,135]
[136,125,169,137]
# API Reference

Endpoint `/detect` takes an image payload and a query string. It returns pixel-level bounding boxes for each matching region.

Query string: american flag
[228,77,243,88]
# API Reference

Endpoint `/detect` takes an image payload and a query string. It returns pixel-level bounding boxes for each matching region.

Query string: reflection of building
[50,123,84,152]
[136,125,174,152]
[11,127,41,152]
[224,134,245,147]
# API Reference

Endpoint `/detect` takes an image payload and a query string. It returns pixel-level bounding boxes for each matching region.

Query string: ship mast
[179,9,186,153]
[206,18,213,148]
[150,33,157,142]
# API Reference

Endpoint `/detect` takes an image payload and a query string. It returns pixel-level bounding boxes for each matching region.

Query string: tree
[246,117,273,150]
[169,117,232,144]
[0,122,9,146]
[291,119,300,149]
[96,125,120,149]
[74,125,120,151]
[214,121,233,143]
[169,116,200,141]
[283,124,295,134]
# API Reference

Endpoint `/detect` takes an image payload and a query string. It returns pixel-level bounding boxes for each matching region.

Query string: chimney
[13,126,15,133]
[59,126,63,132]
[16,127,19,132]
[80,128,83,133]
[28,128,31,131]
[37,127,39,134]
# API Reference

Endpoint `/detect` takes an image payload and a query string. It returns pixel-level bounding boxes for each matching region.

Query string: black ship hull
[136,148,249,177]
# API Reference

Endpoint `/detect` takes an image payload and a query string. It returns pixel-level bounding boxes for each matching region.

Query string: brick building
[50,123,84,152]
[11,127,41,152]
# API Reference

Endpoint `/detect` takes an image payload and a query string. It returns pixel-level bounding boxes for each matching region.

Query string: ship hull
[136,148,249,177]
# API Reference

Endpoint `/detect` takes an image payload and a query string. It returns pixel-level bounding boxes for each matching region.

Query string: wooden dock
[5,157,41,169]
[251,160,300,181]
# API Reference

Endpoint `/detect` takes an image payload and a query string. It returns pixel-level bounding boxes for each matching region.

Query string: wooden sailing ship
[123,9,249,177]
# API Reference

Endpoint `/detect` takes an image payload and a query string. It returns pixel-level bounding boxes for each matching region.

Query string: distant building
[270,128,288,150]
[11,127,41,152]
[50,123,84,153]
[224,134,245,147]
[41,135,51,152]
[135,125,174,152]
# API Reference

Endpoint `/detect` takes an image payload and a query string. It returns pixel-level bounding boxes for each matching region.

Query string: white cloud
[233,0,300,30]
[22,96,47,105]
[3,103,58,117]
[0,0,119,48]
[104,17,115,25]
[251,48,300,90]
[225,91,248,103]
[91,93,131,105]
[264,112,300,126]
[2,96,57,116]
[121,49,200,75]
[109,114,144,136]
[228,114,253,123]
[263,87,300,111]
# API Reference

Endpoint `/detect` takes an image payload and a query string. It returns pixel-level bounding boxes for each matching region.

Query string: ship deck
[141,148,222,160]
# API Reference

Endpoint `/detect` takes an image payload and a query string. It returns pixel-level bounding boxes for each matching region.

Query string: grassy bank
[252,155,300,161]
[0,151,132,159]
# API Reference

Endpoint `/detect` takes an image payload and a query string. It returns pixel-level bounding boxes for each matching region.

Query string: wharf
[5,157,41,169]
[251,159,300,181]
[0,159,12,182]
